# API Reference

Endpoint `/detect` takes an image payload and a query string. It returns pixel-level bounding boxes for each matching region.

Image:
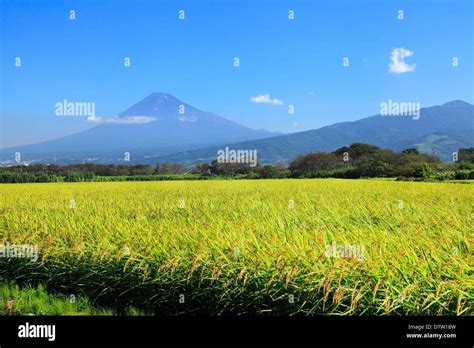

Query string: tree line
[288,144,474,180]
[1,144,473,183]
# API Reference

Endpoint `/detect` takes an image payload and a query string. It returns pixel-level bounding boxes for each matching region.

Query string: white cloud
[389,47,416,74]
[250,94,284,105]
[87,115,157,124]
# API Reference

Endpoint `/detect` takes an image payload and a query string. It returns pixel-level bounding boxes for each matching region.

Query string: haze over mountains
[1,94,473,165]
[0,93,277,163]
[157,100,474,164]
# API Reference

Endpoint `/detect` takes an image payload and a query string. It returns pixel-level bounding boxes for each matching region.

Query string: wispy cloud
[388,47,416,74]
[87,115,157,124]
[250,94,284,105]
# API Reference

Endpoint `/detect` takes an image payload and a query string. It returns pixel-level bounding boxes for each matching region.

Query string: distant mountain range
[155,100,474,164]
[0,93,278,164]
[1,95,472,165]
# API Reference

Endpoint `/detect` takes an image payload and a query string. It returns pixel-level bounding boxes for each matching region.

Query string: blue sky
[1,0,473,148]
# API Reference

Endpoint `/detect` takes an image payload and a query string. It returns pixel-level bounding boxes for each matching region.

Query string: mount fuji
[0,93,278,163]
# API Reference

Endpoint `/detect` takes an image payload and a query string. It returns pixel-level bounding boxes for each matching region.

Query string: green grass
[0,179,472,315]
[0,281,118,315]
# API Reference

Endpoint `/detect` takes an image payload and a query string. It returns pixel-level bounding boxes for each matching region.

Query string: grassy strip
[0,281,142,315]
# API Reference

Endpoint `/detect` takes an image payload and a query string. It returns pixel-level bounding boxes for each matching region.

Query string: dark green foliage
[402,148,420,155]
[255,164,289,179]
[455,170,471,180]
[458,148,474,163]
[412,163,435,179]
[0,171,63,183]
[0,143,472,183]
[154,163,186,174]
[64,171,93,182]
[287,143,471,180]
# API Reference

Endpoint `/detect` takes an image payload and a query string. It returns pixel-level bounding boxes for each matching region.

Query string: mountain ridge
[154,100,474,164]
[1,96,472,164]
[0,93,278,163]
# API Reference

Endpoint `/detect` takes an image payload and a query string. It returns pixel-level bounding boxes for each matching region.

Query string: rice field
[0,179,472,315]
